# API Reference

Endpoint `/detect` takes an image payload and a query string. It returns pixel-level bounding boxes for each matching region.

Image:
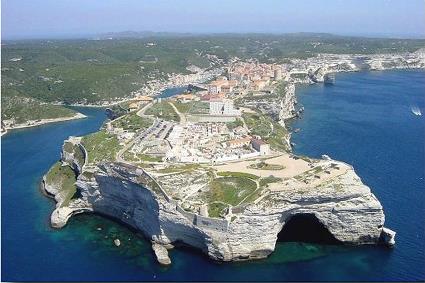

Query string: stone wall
[187,114,237,123]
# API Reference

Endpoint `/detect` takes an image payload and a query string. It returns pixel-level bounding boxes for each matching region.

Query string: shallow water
[1,70,424,281]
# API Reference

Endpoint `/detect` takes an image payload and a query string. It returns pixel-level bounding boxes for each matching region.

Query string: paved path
[137,102,153,117]
[116,102,156,162]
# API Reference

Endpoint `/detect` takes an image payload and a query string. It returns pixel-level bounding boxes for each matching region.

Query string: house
[200,93,225,101]
[208,80,227,94]
[175,93,197,103]
[226,137,252,149]
[252,80,267,90]
[207,78,229,94]
[134,95,154,102]
[128,102,141,111]
[251,138,270,155]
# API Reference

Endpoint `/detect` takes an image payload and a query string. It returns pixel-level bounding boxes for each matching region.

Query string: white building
[209,99,241,116]
[251,139,270,155]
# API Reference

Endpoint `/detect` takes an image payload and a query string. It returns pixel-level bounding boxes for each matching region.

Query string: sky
[2,0,425,39]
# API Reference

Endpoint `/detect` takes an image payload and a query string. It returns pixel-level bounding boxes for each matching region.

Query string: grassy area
[138,154,163,162]
[294,166,324,182]
[240,176,282,204]
[172,101,192,113]
[1,95,77,124]
[145,101,179,121]
[81,171,95,180]
[208,176,257,205]
[123,150,163,164]
[157,163,201,173]
[172,101,209,114]
[259,176,283,187]
[226,118,244,130]
[243,112,273,137]
[241,187,264,205]
[243,112,290,152]
[208,202,229,218]
[81,130,121,164]
[217,171,260,180]
[45,162,77,207]
[248,161,285,170]
[111,112,153,131]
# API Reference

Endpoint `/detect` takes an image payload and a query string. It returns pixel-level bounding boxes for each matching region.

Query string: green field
[217,171,260,180]
[243,112,290,152]
[45,162,77,207]
[172,101,209,114]
[157,163,201,173]
[111,112,153,131]
[208,202,229,218]
[226,118,244,130]
[259,175,283,187]
[1,95,77,124]
[207,176,257,206]
[81,130,121,164]
[145,102,179,121]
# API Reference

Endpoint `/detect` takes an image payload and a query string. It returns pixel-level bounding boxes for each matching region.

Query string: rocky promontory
[43,140,396,264]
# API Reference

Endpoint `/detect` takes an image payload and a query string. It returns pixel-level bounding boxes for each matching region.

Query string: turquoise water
[1,70,424,281]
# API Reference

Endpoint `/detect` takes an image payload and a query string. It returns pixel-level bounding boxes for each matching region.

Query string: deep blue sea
[157,87,186,98]
[1,70,424,281]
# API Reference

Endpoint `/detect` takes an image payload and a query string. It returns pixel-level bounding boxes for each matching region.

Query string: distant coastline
[1,112,87,136]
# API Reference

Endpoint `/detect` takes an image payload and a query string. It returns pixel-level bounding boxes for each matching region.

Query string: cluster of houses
[225,133,270,156]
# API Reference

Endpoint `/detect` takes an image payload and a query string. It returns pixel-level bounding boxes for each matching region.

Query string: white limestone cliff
[43,148,395,264]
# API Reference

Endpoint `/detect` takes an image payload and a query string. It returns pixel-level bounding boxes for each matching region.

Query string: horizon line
[2,30,425,41]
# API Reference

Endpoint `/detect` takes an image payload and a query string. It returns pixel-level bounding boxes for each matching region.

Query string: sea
[1,71,424,281]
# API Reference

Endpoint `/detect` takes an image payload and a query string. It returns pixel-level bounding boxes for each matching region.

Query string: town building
[175,93,197,103]
[209,99,241,116]
[207,78,229,94]
[135,95,154,102]
[226,137,252,149]
[129,101,142,111]
[274,68,282,80]
[251,138,270,155]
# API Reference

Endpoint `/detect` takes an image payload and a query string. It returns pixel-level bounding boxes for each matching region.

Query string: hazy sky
[2,0,425,39]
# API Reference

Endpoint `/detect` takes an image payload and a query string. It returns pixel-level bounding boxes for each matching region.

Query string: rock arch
[277,213,341,245]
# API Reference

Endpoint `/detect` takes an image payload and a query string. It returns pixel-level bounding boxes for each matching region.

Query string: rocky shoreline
[41,91,397,265]
[37,52,425,265]
[42,155,396,265]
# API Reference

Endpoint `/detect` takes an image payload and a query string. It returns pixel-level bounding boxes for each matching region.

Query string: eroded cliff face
[279,83,297,122]
[44,145,391,263]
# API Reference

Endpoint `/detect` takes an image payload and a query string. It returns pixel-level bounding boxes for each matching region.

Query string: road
[116,102,156,162]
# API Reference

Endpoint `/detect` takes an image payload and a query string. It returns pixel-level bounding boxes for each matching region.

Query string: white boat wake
[411,106,422,116]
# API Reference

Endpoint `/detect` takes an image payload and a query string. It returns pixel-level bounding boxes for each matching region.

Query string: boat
[411,106,422,116]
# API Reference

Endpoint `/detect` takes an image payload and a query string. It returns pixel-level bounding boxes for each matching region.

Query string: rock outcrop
[45,143,394,264]
[152,242,172,265]
[279,83,297,121]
